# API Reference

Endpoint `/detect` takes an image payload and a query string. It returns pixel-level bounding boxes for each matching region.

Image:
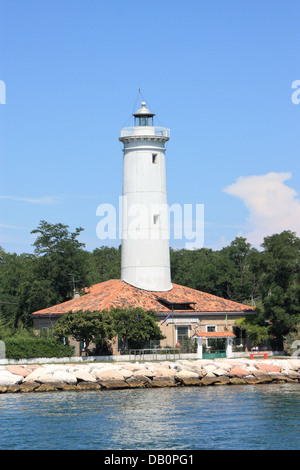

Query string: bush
[283,328,300,356]
[4,336,74,359]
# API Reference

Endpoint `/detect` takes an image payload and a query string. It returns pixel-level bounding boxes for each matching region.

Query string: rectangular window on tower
[153,214,159,225]
[152,153,158,164]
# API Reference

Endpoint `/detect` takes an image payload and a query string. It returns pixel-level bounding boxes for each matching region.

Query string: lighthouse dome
[133,102,155,117]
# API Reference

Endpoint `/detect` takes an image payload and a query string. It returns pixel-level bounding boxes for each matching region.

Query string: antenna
[68,273,80,297]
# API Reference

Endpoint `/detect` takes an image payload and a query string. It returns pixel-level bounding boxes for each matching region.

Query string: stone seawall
[0,358,299,393]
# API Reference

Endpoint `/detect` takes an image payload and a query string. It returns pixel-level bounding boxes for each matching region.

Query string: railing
[129,348,180,361]
[120,127,170,138]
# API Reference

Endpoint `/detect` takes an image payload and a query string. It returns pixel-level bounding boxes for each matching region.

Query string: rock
[151,377,176,387]
[214,362,232,371]
[119,369,133,379]
[23,367,47,382]
[0,371,24,386]
[287,359,300,371]
[95,369,125,381]
[76,382,101,391]
[38,374,66,385]
[146,367,178,386]
[230,366,249,377]
[73,370,97,383]
[154,369,176,378]
[283,370,300,379]
[201,375,219,385]
[7,385,21,393]
[133,368,155,378]
[203,364,217,372]
[185,365,207,377]
[252,370,272,383]
[254,363,281,373]
[100,380,128,390]
[214,376,231,385]
[19,382,40,392]
[213,368,231,377]
[0,386,7,393]
[229,377,246,385]
[126,376,151,388]
[52,370,77,384]
[59,384,78,391]
[118,364,141,372]
[244,375,262,384]
[35,384,60,392]
[6,366,30,377]
[268,372,286,382]
[175,370,201,386]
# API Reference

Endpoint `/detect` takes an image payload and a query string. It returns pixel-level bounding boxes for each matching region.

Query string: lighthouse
[119,102,172,292]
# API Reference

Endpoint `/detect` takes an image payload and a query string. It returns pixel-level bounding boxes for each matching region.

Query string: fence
[129,348,181,361]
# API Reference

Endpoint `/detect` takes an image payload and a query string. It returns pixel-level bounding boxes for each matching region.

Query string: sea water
[0,383,299,450]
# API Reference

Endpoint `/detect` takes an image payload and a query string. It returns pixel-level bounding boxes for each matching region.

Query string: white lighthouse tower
[119,102,172,292]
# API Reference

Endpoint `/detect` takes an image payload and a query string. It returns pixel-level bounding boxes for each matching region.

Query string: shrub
[4,335,74,359]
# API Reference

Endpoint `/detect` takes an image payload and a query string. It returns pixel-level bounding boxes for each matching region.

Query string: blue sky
[0,0,299,254]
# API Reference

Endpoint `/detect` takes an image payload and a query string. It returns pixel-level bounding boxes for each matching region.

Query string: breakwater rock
[0,358,299,393]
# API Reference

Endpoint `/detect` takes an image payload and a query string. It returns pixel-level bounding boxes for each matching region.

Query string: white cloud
[0,223,24,230]
[224,172,300,246]
[0,195,60,205]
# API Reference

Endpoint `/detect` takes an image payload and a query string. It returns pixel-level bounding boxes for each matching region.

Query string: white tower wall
[119,105,172,292]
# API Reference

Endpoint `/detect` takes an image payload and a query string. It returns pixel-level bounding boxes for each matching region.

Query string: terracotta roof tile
[193,331,236,338]
[31,280,255,316]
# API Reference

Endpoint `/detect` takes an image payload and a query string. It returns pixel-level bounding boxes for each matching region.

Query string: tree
[31,220,85,256]
[16,279,58,327]
[31,220,90,303]
[54,310,115,354]
[259,231,300,348]
[89,246,121,284]
[0,248,35,328]
[214,237,260,304]
[112,307,165,352]
[234,317,270,349]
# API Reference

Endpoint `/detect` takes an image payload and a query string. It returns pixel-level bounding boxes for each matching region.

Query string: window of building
[40,327,49,337]
[206,325,216,348]
[153,214,159,225]
[152,153,158,164]
[206,325,216,332]
[177,326,189,346]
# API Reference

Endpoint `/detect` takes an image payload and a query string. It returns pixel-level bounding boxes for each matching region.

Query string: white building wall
[120,127,172,292]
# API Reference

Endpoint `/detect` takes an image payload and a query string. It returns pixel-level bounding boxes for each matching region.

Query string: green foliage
[31,220,90,303]
[54,310,115,352]
[234,317,270,347]
[3,333,74,359]
[258,231,300,347]
[88,246,121,284]
[283,327,300,356]
[53,308,164,355]
[112,307,165,352]
[180,337,197,353]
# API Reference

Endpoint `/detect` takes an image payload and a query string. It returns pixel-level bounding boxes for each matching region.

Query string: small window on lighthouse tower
[152,153,158,164]
[153,214,160,225]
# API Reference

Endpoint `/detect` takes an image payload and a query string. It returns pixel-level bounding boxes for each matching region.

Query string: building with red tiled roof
[32,279,255,356]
